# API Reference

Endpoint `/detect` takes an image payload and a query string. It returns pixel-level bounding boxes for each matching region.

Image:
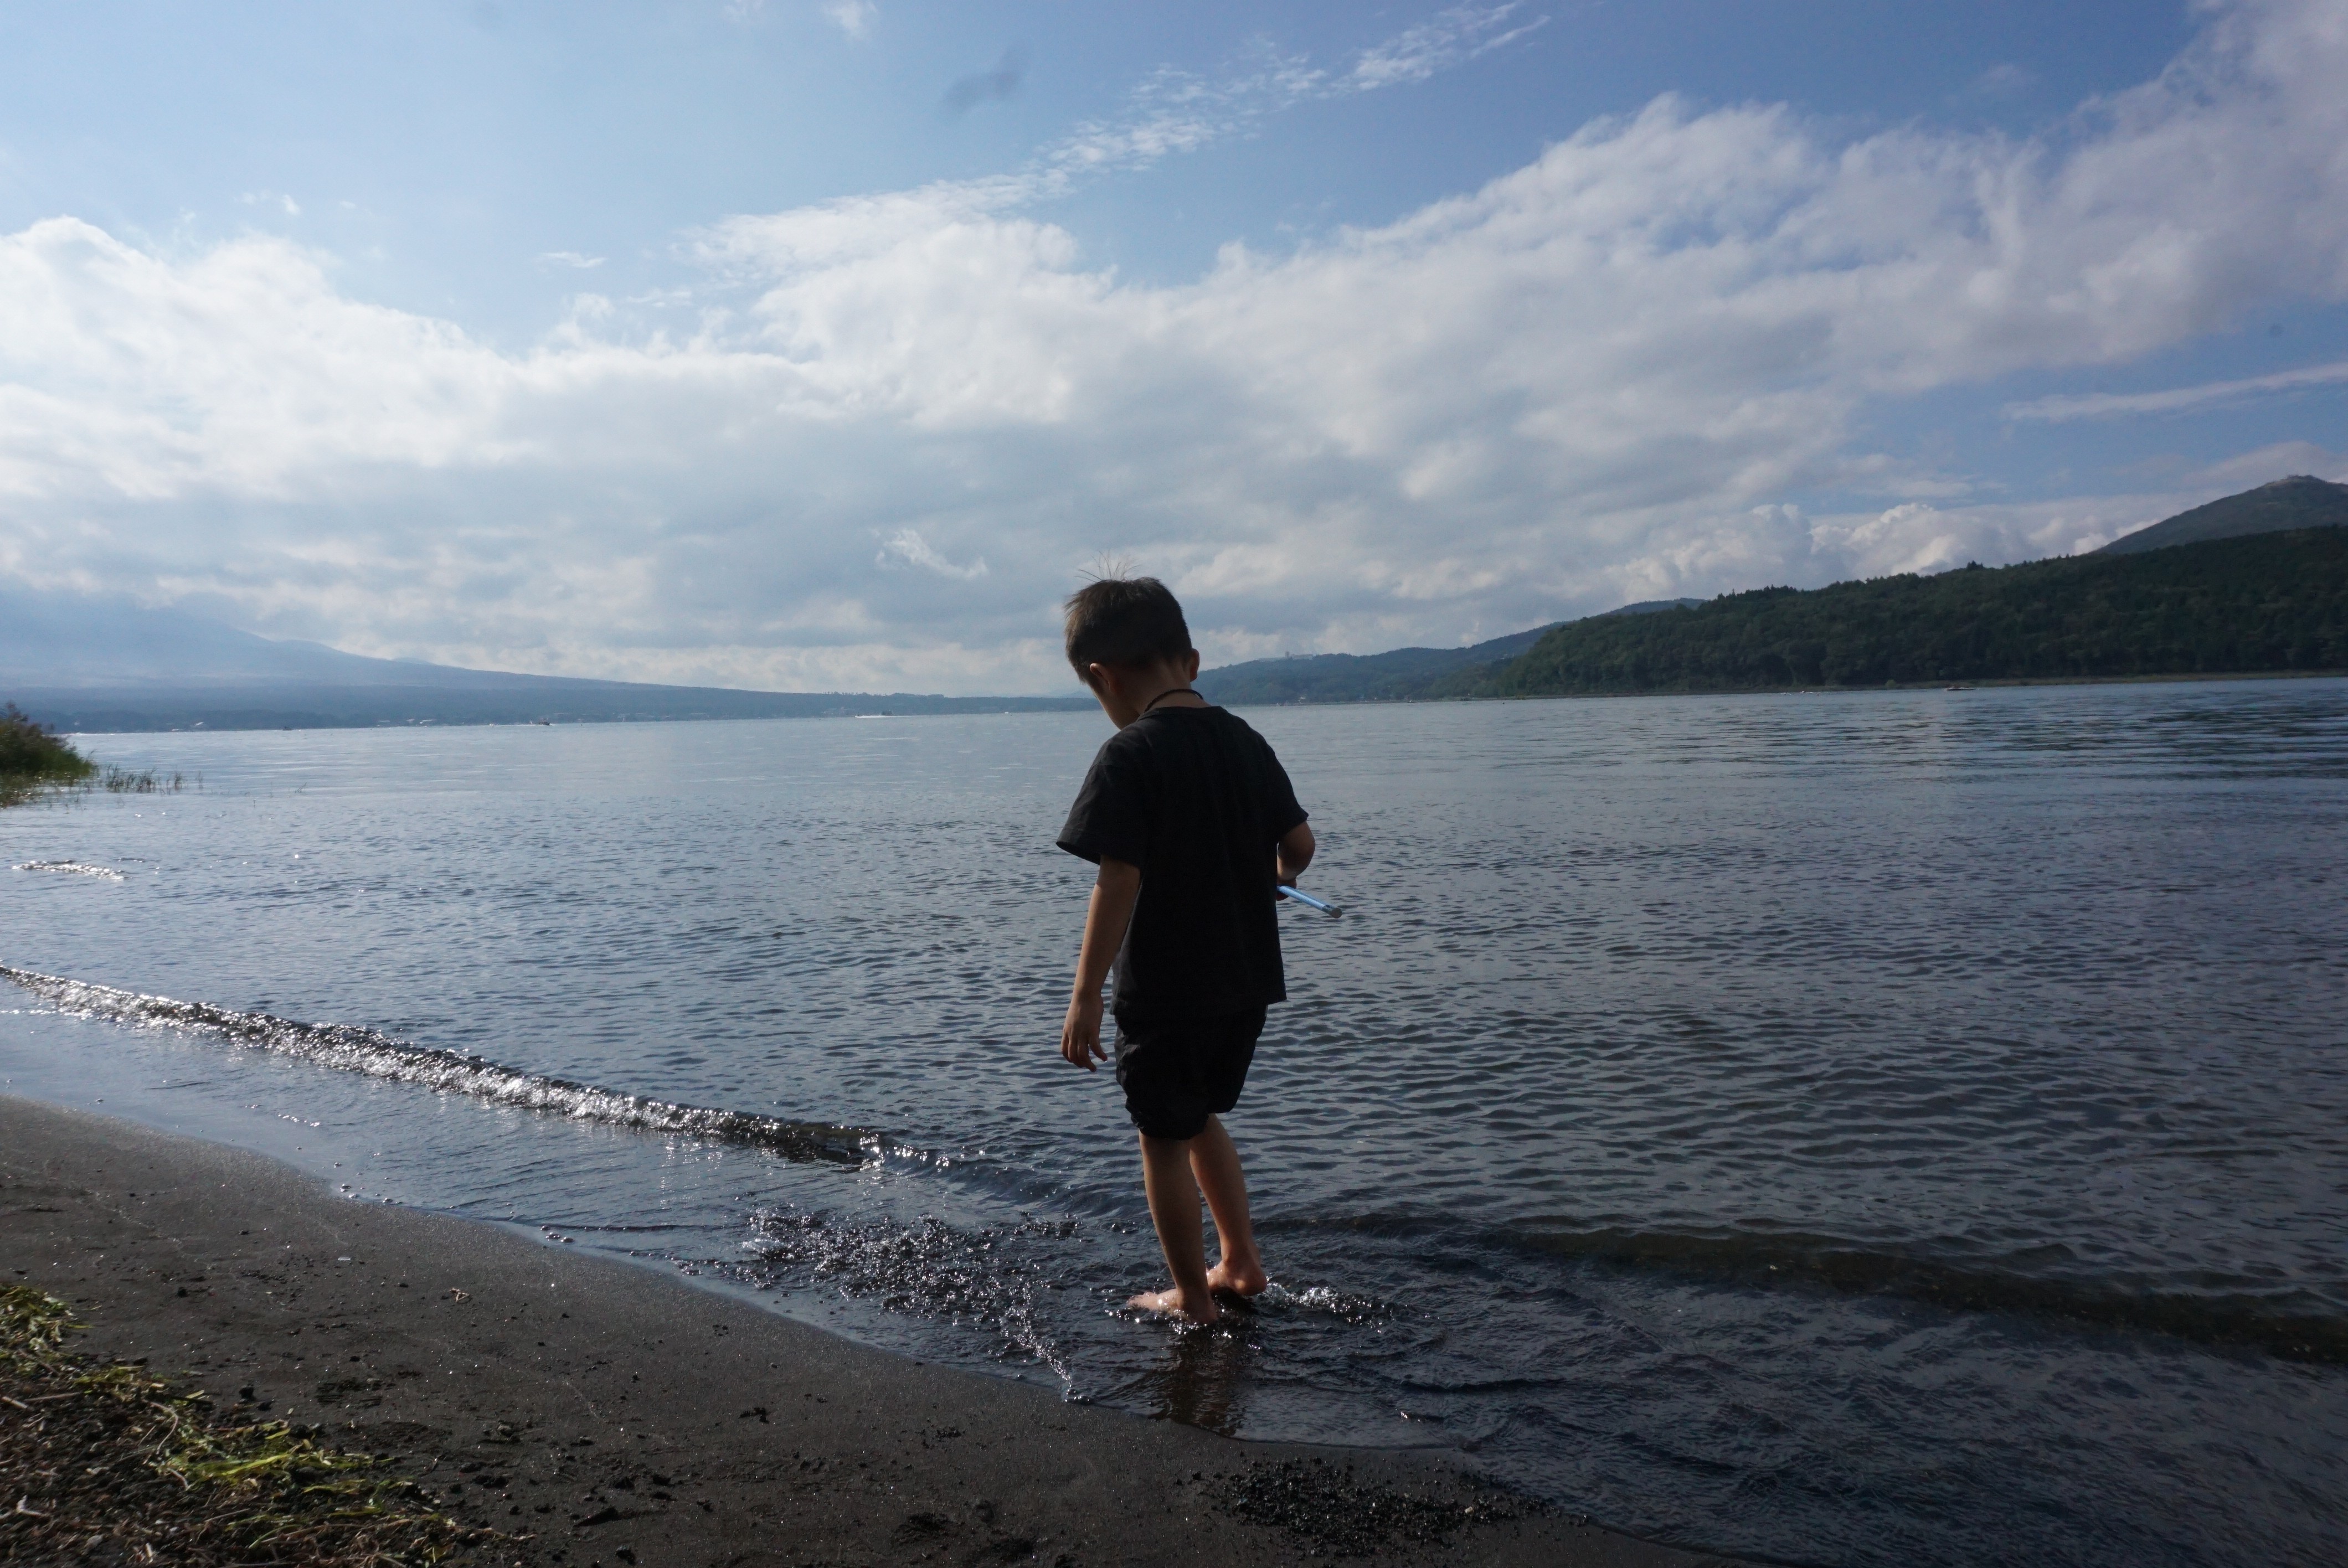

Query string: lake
[4,680,2344,1567]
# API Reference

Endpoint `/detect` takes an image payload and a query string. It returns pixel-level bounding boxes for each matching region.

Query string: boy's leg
[1189,1116,1266,1298]
[1131,1132,1219,1323]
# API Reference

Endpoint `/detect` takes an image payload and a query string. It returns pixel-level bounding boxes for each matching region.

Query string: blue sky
[1,1,2343,692]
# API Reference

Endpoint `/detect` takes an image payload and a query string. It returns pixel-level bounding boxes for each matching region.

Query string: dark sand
[1,1096,1745,1568]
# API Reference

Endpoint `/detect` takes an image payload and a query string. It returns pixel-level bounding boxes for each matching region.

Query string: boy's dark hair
[1064,576,1193,680]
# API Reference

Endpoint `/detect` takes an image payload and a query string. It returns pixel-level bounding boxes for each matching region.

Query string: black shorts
[1113,1007,1266,1141]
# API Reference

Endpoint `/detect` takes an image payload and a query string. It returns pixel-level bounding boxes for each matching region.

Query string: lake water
[4,683,2344,1568]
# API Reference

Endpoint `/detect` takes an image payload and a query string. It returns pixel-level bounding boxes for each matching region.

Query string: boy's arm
[1276,821,1315,885]
[1061,857,1141,1071]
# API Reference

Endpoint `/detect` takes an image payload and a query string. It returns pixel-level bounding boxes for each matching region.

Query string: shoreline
[1228,667,2348,708]
[28,666,2345,736]
[1,1094,1743,1568]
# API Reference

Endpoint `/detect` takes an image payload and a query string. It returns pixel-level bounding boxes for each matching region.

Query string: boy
[1054,576,1316,1325]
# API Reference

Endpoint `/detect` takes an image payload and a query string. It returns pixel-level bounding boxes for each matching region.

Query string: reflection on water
[4,678,2345,1568]
[1137,1327,1259,1437]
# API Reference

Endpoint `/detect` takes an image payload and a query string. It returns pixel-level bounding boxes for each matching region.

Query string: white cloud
[823,1,876,42]
[879,6,1551,212]
[1352,4,1548,90]
[2,0,2346,692]
[2004,358,2348,420]
[537,251,607,270]
[878,528,987,580]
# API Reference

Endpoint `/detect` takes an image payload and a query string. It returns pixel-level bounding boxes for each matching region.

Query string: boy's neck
[1137,683,1204,715]
[1090,656,1207,728]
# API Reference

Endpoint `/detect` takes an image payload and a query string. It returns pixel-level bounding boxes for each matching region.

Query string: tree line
[1438,528,2348,697]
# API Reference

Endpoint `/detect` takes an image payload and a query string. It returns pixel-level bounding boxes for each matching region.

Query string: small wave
[1505,1221,2348,1365]
[0,964,871,1165]
[1258,1282,1396,1326]
[13,861,125,880]
[734,1206,1077,1386]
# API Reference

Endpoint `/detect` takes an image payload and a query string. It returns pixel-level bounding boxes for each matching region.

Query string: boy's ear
[1180,648,1201,681]
[1084,661,1113,694]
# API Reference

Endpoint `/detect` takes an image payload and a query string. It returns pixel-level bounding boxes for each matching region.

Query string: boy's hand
[1062,858,1139,1071]
[1062,989,1108,1070]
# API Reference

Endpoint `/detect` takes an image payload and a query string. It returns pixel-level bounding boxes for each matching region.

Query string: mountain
[1196,625,1554,706]
[0,587,1088,731]
[1464,527,2348,697]
[1195,599,1702,706]
[0,591,418,688]
[17,474,2338,729]
[1204,477,2348,706]
[2098,474,2348,554]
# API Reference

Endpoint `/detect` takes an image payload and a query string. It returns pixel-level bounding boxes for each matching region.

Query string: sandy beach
[1,1095,1743,1567]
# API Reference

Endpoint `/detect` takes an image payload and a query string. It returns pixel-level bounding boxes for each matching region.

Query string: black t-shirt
[1057,705,1309,1023]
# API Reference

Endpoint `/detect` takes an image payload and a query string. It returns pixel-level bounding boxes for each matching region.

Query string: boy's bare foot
[1127,1286,1219,1324]
[1206,1257,1268,1298]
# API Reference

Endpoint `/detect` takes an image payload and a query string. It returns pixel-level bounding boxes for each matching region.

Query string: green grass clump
[0,704,190,806]
[0,1283,496,1566]
[0,703,94,803]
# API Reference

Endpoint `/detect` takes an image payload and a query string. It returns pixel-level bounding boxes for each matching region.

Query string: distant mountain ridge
[1463,525,2347,697]
[2097,474,2348,555]
[9,477,2342,730]
[1202,478,2348,705]
[1195,599,1701,706]
[0,586,1089,731]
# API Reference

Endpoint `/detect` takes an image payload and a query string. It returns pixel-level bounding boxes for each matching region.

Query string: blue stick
[1278,884,1344,918]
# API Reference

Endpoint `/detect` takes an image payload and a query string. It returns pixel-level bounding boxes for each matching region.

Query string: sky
[1,0,2345,694]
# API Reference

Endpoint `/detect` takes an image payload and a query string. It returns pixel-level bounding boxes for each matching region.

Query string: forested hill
[1196,599,1700,705]
[2097,473,2348,555]
[1195,622,1556,706]
[1455,527,2348,697]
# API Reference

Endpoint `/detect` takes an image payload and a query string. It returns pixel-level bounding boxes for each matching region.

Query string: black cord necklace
[1141,688,1198,714]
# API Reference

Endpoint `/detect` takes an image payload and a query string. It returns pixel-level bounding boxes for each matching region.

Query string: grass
[99,764,187,794]
[0,1284,498,1565]
[0,703,187,806]
[0,703,94,805]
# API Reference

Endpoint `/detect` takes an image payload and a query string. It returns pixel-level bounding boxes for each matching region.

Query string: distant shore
[2,685,1093,737]
[1456,666,2348,702]
[18,664,2346,739]
[0,1096,1740,1568]
[1213,666,2348,709]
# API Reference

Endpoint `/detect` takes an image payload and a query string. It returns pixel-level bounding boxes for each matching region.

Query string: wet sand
[1,1095,1745,1568]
